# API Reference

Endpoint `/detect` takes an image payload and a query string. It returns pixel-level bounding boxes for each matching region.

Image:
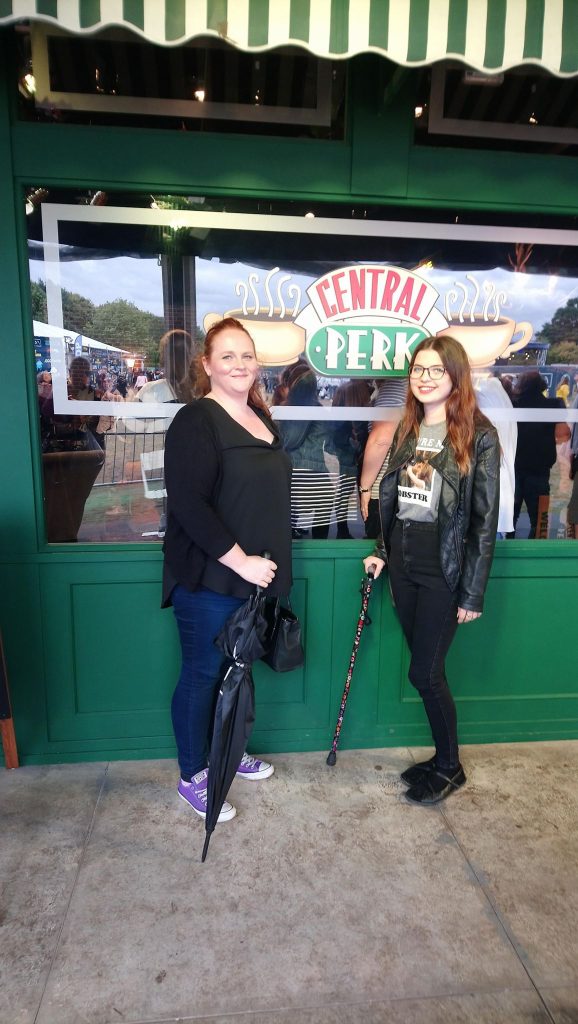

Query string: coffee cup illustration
[443,316,533,368]
[203,308,306,366]
[203,269,306,366]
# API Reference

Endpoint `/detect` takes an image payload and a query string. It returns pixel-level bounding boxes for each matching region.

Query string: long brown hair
[397,335,486,475]
[159,329,195,403]
[192,317,270,417]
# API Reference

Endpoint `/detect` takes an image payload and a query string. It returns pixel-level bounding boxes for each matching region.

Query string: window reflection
[507,371,573,540]
[27,189,578,543]
[37,345,173,541]
[568,411,578,539]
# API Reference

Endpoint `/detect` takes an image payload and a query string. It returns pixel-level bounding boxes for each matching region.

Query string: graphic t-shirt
[396,421,446,523]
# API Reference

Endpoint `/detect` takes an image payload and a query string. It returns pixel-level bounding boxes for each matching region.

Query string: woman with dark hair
[510,371,568,538]
[136,329,197,405]
[163,318,292,824]
[364,335,500,804]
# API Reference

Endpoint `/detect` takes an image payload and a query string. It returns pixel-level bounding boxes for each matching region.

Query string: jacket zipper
[453,518,463,570]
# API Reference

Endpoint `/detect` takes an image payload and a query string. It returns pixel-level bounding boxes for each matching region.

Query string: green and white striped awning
[1,0,577,75]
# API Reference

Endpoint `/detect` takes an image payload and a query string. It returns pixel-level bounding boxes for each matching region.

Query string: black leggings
[388,519,460,770]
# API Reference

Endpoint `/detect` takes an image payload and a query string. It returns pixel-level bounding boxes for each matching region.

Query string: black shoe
[405,765,466,805]
[400,756,437,787]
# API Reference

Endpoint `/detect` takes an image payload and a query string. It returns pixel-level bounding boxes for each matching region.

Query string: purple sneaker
[178,769,236,822]
[235,754,275,781]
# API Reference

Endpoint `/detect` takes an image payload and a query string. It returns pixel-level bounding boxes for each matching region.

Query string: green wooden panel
[37,557,334,755]
[0,545,576,764]
[252,564,335,732]
[40,562,179,744]
[11,123,352,200]
[0,37,39,560]
[10,83,577,215]
[449,575,578,701]
[288,550,434,752]
[349,56,414,199]
[407,145,578,212]
[0,563,48,762]
[70,581,178,715]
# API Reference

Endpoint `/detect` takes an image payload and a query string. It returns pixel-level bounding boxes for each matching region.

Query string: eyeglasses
[409,364,447,381]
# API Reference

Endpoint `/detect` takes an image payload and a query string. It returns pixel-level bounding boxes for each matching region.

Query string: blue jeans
[171,585,245,779]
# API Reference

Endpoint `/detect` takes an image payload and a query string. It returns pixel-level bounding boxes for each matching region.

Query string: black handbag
[261,598,304,673]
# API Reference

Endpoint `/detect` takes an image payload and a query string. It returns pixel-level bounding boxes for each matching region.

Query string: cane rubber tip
[326,751,337,766]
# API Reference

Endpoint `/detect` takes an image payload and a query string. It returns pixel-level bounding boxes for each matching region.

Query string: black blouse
[162,398,292,603]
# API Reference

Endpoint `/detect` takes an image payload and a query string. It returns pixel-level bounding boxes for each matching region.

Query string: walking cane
[326,570,374,766]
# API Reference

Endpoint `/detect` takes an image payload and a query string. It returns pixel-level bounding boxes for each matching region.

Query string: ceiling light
[305,211,315,219]
[18,72,36,98]
[414,105,424,118]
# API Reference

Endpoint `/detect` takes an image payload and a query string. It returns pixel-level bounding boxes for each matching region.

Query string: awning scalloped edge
[1,1,577,77]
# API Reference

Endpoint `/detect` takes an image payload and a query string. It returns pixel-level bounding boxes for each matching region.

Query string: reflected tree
[538,296,578,359]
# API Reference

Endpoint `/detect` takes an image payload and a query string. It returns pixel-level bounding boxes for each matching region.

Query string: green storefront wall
[1,37,577,765]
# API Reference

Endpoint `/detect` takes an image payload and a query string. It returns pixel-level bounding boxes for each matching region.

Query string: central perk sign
[295,264,448,377]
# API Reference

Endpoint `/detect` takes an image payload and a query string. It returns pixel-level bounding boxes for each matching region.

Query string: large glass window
[27,190,578,543]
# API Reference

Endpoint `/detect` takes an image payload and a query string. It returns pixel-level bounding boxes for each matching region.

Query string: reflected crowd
[36,345,578,545]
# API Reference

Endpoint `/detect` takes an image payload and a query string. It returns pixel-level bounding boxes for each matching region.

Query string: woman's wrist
[218,543,247,573]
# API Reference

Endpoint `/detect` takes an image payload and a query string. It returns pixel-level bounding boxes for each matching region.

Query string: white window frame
[38,201,578,424]
[428,63,578,147]
[30,24,333,126]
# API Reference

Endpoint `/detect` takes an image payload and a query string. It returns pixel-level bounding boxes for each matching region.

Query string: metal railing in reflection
[93,428,166,487]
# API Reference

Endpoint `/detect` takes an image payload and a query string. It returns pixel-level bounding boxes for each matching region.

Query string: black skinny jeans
[388,519,460,770]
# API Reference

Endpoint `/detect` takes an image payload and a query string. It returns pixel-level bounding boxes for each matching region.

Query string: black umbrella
[201,588,270,862]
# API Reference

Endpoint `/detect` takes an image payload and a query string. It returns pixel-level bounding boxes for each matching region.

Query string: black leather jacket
[376,422,500,612]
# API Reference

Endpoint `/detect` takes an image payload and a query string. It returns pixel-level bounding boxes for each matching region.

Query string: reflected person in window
[163,318,292,824]
[328,380,371,538]
[509,371,569,539]
[359,377,408,539]
[364,336,500,805]
[566,384,578,539]
[278,362,334,539]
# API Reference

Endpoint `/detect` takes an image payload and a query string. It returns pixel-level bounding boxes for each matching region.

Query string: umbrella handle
[256,551,272,595]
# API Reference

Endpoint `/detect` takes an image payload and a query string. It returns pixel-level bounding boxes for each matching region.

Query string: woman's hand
[457,607,481,624]
[238,555,278,588]
[363,556,386,579]
[360,492,370,521]
[219,544,277,587]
